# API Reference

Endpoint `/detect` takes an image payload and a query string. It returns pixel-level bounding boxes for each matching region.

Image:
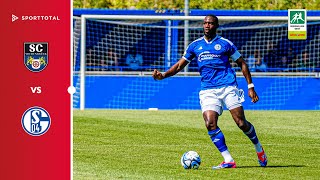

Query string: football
[180,151,201,169]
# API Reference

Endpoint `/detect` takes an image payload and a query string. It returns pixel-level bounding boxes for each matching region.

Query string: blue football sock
[208,127,228,153]
[208,127,234,162]
[244,122,263,152]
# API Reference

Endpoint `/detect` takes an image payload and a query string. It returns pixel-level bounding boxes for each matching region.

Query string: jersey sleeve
[224,38,241,61]
[182,43,196,62]
[230,49,241,61]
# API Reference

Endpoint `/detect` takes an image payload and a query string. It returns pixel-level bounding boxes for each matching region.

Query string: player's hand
[152,69,164,80]
[248,88,259,103]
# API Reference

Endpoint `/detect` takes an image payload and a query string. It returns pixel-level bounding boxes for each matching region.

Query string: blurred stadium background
[72,9,320,110]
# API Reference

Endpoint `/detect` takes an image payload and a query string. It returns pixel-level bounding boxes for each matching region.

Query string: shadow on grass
[237,165,305,168]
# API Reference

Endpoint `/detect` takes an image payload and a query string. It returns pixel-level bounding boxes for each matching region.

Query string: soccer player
[152,15,267,169]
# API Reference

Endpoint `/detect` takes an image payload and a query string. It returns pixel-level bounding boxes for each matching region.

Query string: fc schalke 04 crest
[21,106,51,136]
[24,42,48,72]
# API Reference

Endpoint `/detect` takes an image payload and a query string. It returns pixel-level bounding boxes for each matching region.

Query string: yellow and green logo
[288,9,307,40]
[290,11,305,24]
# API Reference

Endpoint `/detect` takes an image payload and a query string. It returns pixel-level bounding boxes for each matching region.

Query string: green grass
[73,110,320,179]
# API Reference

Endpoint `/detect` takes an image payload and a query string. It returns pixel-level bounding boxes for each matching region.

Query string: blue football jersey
[183,35,241,90]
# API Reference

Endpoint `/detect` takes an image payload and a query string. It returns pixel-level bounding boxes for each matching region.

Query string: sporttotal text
[21,16,60,21]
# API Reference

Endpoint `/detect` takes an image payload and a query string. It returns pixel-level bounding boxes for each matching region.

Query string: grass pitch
[73,110,320,179]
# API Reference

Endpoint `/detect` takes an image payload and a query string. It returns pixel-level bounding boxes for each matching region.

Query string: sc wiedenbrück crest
[24,42,48,72]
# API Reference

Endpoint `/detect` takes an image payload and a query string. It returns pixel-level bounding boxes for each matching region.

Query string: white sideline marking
[148,108,159,111]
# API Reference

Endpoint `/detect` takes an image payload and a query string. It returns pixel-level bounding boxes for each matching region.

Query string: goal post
[73,14,320,110]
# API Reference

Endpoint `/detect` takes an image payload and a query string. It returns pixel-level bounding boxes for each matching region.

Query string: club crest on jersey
[214,44,221,50]
[21,106,51,136]
[24,42,48,72]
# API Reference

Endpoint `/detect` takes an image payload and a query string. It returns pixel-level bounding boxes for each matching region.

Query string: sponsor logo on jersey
[24,42,48,72]
[198,51,221,62]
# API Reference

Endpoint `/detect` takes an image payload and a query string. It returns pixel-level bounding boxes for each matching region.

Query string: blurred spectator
[278,55,289,71]
[246,50,256,71]
[293,50,318,72]
[103,47,119,71]
[247,49,267,72]
[316,56,320,72]
[264,41,279,70]
[86,48,96,71]
[296,50,309,69]
[126,47,143,71]
[286,47,295,65]
[246,50,256,70]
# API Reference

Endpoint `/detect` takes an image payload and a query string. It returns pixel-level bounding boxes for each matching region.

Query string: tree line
[74,0,320,10]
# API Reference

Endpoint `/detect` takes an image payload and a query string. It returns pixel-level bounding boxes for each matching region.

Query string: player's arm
[152,58,189,80]
[236,57,259,103]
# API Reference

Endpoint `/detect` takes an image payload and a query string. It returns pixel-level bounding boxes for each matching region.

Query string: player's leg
[224,86,267,167]
[229,106,259,143]
[199,89,236,169]
[203,110,236,169]
[229,106,267,167]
